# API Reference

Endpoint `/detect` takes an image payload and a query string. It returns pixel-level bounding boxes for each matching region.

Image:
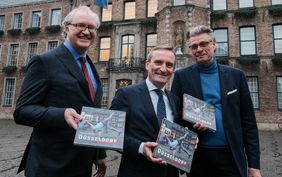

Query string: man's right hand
[143,142,166,165]
[64,108,81,129]
[193,122,208,131]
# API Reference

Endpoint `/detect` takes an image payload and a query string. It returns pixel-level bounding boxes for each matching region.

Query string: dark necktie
[154,89,167,126]
[79,57,96,102]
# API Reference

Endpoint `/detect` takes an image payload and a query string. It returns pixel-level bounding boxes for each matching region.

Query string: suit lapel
[55,44,91,101]
[187,65,203,99]
[219,65,228,110]
[139,82,160,131]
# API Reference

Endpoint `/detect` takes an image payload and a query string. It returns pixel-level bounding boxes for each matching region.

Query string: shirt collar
[63,40,86,61]
[145,78,165,92]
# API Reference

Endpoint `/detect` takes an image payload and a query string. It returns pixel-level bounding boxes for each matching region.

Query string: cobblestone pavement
[1,119,282,177]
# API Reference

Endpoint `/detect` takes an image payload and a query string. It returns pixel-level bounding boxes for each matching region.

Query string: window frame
[12,12,23,29]
[49,8,61,26]
[273,24,282,54]
[116,79,132,89]
[101,78,109,108]
[0,15,5,31]
[146,0,158,17]
[7,43,19,66]
[272,0,282,5]
[102,3,112,22]
[211,0,227,11]
[277,76,282,110]
[213,28,229,57]
[239,26,257,56]
[47,40,59,50]
[99,37,111,62]
[238,0,254,8]
[124,1,136,20]
[2,77,16,107]
[121,34,135,60]
[31,10,42,28]
[26,42,38,64]
[145,33,157,58]
[173,0,186,6]
[246,76,260,110]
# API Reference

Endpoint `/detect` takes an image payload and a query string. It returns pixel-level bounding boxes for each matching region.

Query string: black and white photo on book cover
[183,93,216,131]
[153,119,198,173]
[74,106,126,150]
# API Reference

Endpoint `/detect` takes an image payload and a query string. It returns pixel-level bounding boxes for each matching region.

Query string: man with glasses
[171,25,262,177]
[14,6,106,177]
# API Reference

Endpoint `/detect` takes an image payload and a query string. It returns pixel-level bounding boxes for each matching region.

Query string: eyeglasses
[69,23,97,32]
[189,40,212,50]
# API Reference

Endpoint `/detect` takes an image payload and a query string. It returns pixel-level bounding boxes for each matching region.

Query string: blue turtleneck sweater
[197,59,227,147]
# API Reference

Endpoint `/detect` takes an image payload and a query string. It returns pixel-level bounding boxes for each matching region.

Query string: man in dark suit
[110,46,180,177]
[13,6,106,177]
[171,25,261,177]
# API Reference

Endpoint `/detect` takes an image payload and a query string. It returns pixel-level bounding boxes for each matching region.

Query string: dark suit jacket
[110,81,180,177]
[13,44,106,177]
[171,63,260,177]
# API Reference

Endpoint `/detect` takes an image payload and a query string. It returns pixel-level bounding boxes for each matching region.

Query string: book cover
[153,119,198,173]
[183,93,216,131]
[74,106,126,150]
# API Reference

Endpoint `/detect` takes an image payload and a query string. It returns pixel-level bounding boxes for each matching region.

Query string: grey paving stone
[0,119,281,177]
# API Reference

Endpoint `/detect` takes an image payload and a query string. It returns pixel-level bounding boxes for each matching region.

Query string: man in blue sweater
[171,25,262,177]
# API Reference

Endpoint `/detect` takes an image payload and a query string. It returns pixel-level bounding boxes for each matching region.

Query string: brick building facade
[0,0,281,129]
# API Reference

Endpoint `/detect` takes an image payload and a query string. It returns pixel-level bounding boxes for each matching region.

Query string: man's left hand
[248,168,262,177]
[93,159,107,177]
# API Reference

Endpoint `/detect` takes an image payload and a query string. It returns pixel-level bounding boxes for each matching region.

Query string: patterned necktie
[154,89,167,126]
[79,57,96,102]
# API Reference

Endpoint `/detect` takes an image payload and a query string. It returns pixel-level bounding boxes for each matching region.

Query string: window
[3,78,16,106]
[8,44,19,66]
[50,9,61,25]
[101,78,109,108]
[212,0,227,10]
[116,79,132,89]
[173,0,185,6]
[214,29,228,56]
[277,77,282,110]
[124,1,136,20]
[247,77,259,109]
[0,15,5,31]
[26,42,38,64]
[102,4,112,22]
[147,0,158,17]
[121,35,135,59]
[240,27,256,55]
[99,37,111,61]
[272,0,282,5]
[273,25,282,54]
[31,11,41,27]
[146,34,157,57]
[238,0,254,8]
[48,41,58,50]
[12,13,23,29]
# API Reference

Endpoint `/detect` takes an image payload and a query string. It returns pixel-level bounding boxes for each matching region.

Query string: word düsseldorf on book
[183,93,216,131]
[153,119,198,173]
[74,106,126,150]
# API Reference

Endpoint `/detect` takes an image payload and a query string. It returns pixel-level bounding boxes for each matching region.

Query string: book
[74,106,126,150]
[183,93,216,131]
[153,119,198,173]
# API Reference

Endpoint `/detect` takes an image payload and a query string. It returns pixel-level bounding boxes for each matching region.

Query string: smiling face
[146,49,176,89]
[189,33,216,65]
[65,10,97,53]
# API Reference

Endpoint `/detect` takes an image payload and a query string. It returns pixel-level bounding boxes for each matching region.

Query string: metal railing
[108,57,146,71]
